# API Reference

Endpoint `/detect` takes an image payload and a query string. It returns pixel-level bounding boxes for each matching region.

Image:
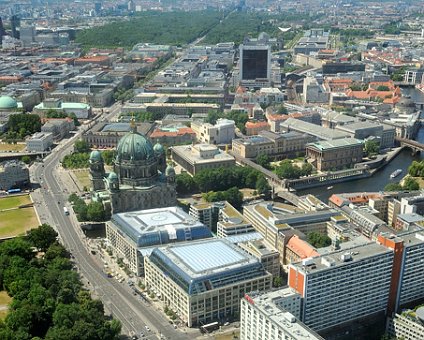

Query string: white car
[144,326,150,332]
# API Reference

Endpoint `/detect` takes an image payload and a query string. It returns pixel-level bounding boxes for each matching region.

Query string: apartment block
[240,288,323,340]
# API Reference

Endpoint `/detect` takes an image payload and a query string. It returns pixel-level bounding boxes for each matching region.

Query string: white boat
[390,169,402,179]
[327,186,334,190]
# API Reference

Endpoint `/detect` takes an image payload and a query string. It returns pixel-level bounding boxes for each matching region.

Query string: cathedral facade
[89,125,176,214]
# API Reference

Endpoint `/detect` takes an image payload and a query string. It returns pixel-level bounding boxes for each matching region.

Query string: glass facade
[242,49,268,80]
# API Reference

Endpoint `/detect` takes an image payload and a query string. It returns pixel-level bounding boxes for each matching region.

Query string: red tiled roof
[286,235,319,259]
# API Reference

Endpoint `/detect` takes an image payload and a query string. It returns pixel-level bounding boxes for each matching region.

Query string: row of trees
[176,166,270,196]
[384,177,420,192]
[2,114,41,142]
[408,160,424,178]
[0,224,121,339]
[275,160,313,180]
[62,140,114,169]
[202,187,244,209]
[68,194,109,222]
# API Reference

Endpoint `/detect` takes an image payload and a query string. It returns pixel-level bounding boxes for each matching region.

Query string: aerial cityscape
[1,0,424,339]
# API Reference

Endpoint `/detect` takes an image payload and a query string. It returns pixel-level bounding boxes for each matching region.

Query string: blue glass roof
[171,241,245,273]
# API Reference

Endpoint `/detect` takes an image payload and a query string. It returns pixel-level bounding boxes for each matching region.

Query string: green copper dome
[153,142,165,154]
[108,171,118,182]
[116,131,154,162]
[89,150,102,162]
[0,96,18,110]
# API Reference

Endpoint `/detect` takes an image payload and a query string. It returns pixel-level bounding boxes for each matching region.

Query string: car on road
[144,326,150,332]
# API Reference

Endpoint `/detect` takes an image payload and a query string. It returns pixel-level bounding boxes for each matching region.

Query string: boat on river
[390,169,402,179]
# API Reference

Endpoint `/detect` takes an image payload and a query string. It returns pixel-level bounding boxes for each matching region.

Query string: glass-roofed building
[106,206,212,275]
[144,238,272,327]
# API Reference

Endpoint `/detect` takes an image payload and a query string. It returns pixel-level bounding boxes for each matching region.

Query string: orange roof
[245,121,269,128]
[329,194,346,207]
[319,49,336,53]
[236,86,247,94]
[286,235,319,259]
[176,127,195,135]
[150,127,195,138]
[75,56,110,62]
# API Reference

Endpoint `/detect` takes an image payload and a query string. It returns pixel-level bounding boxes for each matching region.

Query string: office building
[306,138,363,171]
[191,118,235,145]
[144,238,272,327]
[20,26,35,46]
[240,289,323,340]
[0,161,29,190]
[289,243,394,332]
[171,144,235,176]
[280,118,350,141]
[105,206,212,275]
[388,308,424,340]
[26,132,53,152]
[239,35,271,86]
[189,201,220,231]
[41,118,75,141]
[217,201,254,238]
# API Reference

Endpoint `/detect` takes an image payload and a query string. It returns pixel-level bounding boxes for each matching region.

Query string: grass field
[0,208,38,238]
[0,291,12,306]
[0,194,32,211]
[0,143,26,152]
[0,291,12,320]
[72,169,91,190]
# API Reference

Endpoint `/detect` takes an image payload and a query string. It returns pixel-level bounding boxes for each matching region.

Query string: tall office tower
[94,2,102,15]
[20,26,35,47]
[239,33,272,88]
[0,18,6,43]
[10,15,20,39]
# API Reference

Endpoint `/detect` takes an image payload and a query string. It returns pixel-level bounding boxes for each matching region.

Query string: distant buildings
[144,238,272,327]
[33,98,92,119]
[149,125,196,146]
[293,29,330,55]
[41,118,75,141]
[0,160,29,190]
[171,144,235,176]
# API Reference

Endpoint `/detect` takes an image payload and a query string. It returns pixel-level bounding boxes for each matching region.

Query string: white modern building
[26,132,53,152]
[217,201,254,238]
[240,288,323,340]
[144,238,272,327]
[191,118,235,145]
[388,308,424,340]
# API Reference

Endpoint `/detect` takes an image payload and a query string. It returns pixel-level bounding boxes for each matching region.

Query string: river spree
[298,88,424,201]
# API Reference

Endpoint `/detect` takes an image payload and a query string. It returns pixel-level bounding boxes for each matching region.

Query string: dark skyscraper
[0,17,6,43]
[10,15,20,39]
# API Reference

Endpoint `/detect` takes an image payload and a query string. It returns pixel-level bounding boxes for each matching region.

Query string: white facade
[191,118,235,145]
[144,239,272,327]
[388,312,424,340]
[26,132,53,152]
[240,288,323,340]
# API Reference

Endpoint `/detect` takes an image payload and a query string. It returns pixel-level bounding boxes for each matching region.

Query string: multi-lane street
[30,125,190,340]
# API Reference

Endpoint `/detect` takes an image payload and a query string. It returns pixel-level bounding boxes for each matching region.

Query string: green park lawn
[72,169,91,190]
[0,194,32,211]
[0,143,26,152]
[0,203,38,239]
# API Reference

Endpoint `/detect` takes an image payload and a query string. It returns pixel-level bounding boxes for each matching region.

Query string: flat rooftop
[155,238,260,279]
[247,289,323,340]
[281,118,350,140]
[110,206,210,247]
[307,138,363,151]
[291,242,392,274]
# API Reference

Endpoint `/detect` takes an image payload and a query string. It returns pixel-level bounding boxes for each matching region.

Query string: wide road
[31,130,189,340]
